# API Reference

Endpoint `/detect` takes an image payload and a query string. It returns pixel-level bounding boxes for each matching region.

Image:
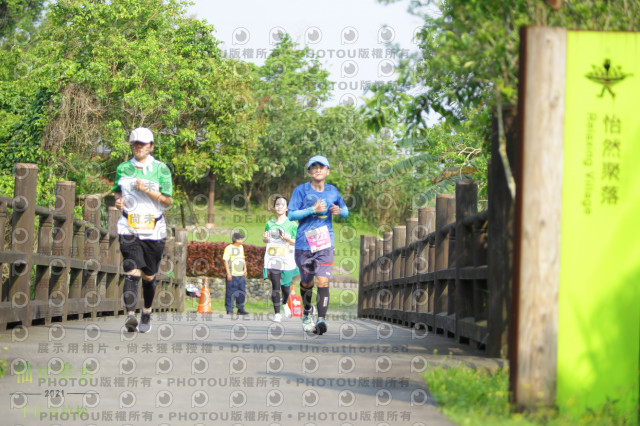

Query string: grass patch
[424,365,638,426]
[0,347,6,379]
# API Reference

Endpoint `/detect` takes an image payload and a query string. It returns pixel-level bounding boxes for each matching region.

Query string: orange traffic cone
[197,277,212,313]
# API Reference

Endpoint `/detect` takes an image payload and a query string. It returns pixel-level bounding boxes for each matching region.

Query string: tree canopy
[0,0,261,210]
[367,0,640,203]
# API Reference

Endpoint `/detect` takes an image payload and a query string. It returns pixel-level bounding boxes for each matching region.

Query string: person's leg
[140,238,165,311]
[138,239,165,333]
[225,278,235,314]
[312,248,334,335]
[269,270,282,314]
[138,272,156,333]
[281,284,291,306]
[316,277,330,318]
[295,249,315,314]
[236,276,247,313]
[300,281,314,314]
[141,274,156,309]
[296,249,316,331]
[123,272,140,332]
[119,235,147,332]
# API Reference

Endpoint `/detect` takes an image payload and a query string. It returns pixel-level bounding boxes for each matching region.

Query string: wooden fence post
[159,233,175,312]
[380,232,392,317]
[382,232,392,283]
[174,228,187,312]
[391,225,405,323]
[83,196,101,319]
[34,210,53,324]
[487,105,518,357]
[434,194,454,333]
[107,207,121,316]
[358,235,368,317]
[455,180,478,342]
[455,180,477,329]
[473,216,489,326]
[403,218,418,324]
[50,181,75,321]
[69,217,85,319]
[9,164,38,326]
[375,237,383,286]
[417,208,435,316]
[364,235,377,317]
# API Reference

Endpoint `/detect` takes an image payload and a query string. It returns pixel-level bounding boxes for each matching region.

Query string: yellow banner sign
[559,30,640,417]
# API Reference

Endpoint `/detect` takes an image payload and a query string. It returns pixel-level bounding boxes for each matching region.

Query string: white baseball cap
[129,127,154,144]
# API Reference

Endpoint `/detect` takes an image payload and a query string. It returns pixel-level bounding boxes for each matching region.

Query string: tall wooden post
[511,26,566,408]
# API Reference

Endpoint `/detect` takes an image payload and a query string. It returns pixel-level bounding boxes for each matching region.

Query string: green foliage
[0,0,45,40]
[0,346,6,379]
[425,365,638,425]
[0,0,260,204]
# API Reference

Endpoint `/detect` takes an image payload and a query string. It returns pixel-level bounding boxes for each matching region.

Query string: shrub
[187,242,266,279]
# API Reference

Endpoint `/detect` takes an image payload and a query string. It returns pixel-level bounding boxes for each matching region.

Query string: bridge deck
[0,313,502,425]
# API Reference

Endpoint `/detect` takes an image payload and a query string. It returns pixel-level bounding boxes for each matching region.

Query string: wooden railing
[358,108,517,355]
[358,181,490,346]
[0,163,187,330]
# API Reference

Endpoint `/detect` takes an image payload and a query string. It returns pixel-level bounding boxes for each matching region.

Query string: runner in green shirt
[262,196,299,322]
[112,127,173,333]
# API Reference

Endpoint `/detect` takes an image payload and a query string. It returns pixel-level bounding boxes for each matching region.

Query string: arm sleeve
[289,207,315,221]
[288,186,315,221]
[336,194,349,218]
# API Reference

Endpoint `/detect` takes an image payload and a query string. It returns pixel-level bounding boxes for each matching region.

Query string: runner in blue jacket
[288,155,348,335]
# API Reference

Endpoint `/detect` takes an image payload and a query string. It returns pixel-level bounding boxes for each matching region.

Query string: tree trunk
[184,191,198,227]
[206,173,216,227]
[242,181,253,213]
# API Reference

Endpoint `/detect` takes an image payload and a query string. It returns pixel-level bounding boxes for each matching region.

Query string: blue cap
[307,155,330,169]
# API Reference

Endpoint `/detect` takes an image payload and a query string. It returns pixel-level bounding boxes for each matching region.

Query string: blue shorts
[295,248,334,283]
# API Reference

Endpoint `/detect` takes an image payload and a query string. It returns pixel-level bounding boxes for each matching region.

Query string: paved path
[0,312,502,426]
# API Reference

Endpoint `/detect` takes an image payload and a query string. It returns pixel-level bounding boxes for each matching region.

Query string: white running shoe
[301,308,315,332]
[274,313,282,322]
[282,304,291,318]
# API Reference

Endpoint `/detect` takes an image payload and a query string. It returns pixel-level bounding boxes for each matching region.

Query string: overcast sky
[187,0,425,107]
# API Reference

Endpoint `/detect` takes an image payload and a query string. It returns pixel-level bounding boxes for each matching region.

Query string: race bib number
[267,244,287,258]
[128,213,155,233]
[305,226,331,253]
